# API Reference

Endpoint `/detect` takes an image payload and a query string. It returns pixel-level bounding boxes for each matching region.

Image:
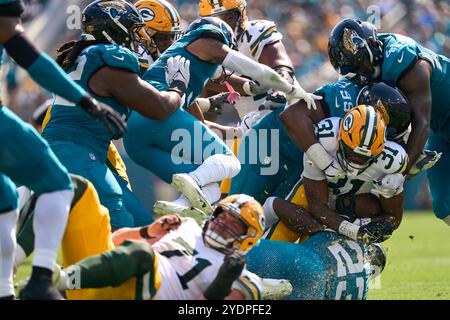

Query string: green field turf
[14,211,450,300]
[367,211,450,300]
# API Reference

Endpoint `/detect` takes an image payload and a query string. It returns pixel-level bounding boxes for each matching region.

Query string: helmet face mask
[202,195,265,254]
[82,0,145,53]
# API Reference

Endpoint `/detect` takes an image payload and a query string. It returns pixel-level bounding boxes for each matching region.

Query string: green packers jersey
[142,24,229,109]
[43,44,140,160]
[379,33,450,133]
[314,79,362,119]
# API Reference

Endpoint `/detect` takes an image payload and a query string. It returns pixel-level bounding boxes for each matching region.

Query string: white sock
[33,189,73,271]
[14,244,27,270]
[189,154,241,186]
[0,209,18,297]
[173,194,192,207]
[201,183,221,205]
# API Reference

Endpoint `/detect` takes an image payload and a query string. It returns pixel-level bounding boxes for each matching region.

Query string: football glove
[238,110,266,136]
[258,91,287,111]
[165,55,190,96]
[79,95,127,140]
[357,220,394,244]
[406,149,442,179]
[287,85,322,110]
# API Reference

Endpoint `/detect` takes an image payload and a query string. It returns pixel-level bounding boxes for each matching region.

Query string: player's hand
[258,91,287,111]
[372,173,405,198]
[217,251,246,282]
[406,149,442,179]
[324,159,346,182]
[207,92,238,115]
[165,55,190,96]
[288,85,322,110]
[357,220,394,244]
[243,80,270,96]
[238,110,265,136]
[79,95,127,139]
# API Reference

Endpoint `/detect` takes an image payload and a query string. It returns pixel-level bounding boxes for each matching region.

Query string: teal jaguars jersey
[142,24,229,109]
[379,33,450,134]
[315,79,362,119]
[42,44,140,160]
[0,45,3,101]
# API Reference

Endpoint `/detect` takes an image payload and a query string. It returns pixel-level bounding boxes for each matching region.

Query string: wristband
[263,196,278,227]
[195,98,211,113]
[306,143,334,171]
[338,220,360,240]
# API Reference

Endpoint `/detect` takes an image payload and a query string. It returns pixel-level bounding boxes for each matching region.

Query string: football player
[123,16,318,215]
[328,19,450,226]
[0,0,123,299]
[41,0,190,229]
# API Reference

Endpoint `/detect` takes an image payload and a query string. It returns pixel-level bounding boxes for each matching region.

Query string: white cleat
[153,201,209,225]
[171,174,212,214]
[260,278,293,300]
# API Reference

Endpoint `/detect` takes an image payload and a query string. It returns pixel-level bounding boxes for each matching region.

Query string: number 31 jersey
[152,218,263,300]
[302,117,408,197]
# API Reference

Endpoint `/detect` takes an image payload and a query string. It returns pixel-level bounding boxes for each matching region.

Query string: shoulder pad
[374,140,408,175]
[86,44,140,74]
[314,117,341,154]
[314,80,359,118]
[238,20,282,60]
[381,34,418,86]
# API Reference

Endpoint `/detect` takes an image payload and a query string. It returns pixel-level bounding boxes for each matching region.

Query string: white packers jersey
[302,117,407,199]
[233,20,284,119]
[151,218,263,300]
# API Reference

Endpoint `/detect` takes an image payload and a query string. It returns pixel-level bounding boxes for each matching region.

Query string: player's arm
[397,60,433,174]
[89,66,184,121]
[263,196,325,236]
[259,40,296,85]
[0,17,126,137]
[376,193,404,229]
[112,215,182,246]
[186,38,320,107]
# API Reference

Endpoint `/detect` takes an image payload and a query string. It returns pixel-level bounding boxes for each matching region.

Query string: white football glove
[258,91,287,111]
[165,55,190,92]
[243,80,271,96]
[407,149,442,179]
[288,85,322,110]
[372,173,405,198]
[238,110,267,136]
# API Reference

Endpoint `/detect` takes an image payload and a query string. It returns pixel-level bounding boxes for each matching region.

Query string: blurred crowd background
[2,0,448,211]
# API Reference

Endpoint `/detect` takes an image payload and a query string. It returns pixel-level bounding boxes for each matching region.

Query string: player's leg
[0,107,73,299]
[49,141,135,229]
[0,174,19,299]
[60,240,161,300]
[426,132,450,226]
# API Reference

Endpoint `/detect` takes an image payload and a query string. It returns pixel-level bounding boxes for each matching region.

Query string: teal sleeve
[382,45,417,87]
[27,52,86,103]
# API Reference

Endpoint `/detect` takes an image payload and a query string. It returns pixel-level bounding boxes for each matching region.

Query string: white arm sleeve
[222,50,294,95]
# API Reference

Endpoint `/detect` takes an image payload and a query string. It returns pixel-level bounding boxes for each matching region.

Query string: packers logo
[139,8,155,22]
[343,114,354,132]
[343,28,365,55]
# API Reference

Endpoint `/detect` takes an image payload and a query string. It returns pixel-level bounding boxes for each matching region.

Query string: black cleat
[19,281,64,300]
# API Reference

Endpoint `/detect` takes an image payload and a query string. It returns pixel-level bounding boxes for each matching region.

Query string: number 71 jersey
[151,218,262,300]
[302,117,408,197]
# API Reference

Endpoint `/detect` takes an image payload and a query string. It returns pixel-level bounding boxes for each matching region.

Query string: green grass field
[367,211,450,300]
[14,211,450,300]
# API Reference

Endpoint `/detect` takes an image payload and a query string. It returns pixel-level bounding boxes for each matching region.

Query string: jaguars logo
[374,100,390,125]
[343,113,354,132]
[139,8,155,22]
[98,1,126,18]
[343,28,365,55]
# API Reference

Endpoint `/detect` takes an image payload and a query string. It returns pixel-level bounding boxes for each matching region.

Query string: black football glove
[357,220,394,244]
[78,95,127,140]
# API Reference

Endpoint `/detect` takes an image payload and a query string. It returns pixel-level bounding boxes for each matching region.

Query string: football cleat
[260,278,293,300]
[171,174,213,215]
[153,201,209,225]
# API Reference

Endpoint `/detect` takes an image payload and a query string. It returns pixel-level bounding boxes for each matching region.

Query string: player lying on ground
[328,18,450,226]
[42,0,190,229]
[0,0,124,300]
[15,182,291,300]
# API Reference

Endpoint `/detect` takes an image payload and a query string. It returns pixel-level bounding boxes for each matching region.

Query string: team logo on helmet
[342,113,354,132]
[343,28,364,55]
[139,8,155,21]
